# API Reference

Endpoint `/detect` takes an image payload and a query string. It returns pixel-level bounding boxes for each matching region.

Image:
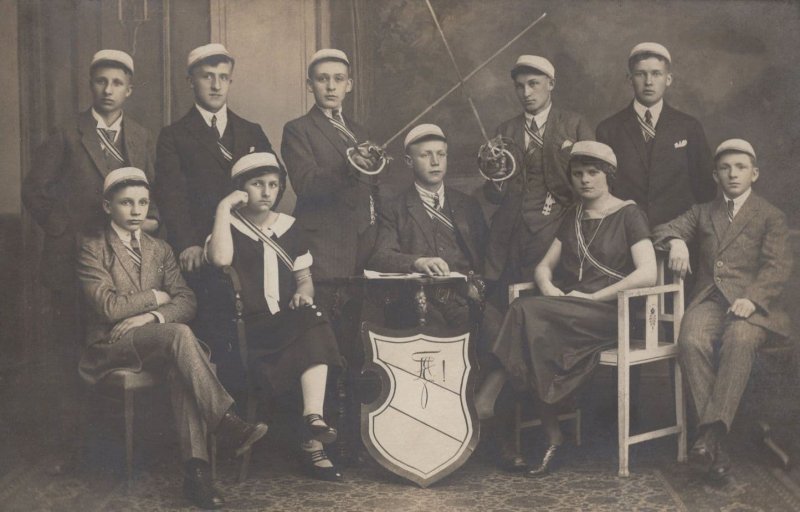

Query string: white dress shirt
[195,103,228,138]
[110,222,165,323]
[723,187,752,218]
[524,102,552,147]
[415,182,446,216]
[92,108,123,142]
[633,99,664,128]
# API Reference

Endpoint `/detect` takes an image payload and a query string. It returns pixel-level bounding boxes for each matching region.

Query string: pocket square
[674,139,687,149]
[249,146,255,153]
[561,140,574,150]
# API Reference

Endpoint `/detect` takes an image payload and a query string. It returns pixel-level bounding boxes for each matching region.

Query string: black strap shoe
[215,408,269,457]
[183,459,225,510]
[303,448,343,482]
[304,413,338,445]
[525,444,560,478]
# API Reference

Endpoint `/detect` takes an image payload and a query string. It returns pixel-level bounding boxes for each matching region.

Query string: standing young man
[21,49,157,474]
[597,42,715,226]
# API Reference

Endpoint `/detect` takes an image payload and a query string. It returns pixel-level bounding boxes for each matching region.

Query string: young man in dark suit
[653,139,792,482]
[79,167,267,509]
[483,55,594,287]
[154,43,274,274]
[21,49,158,474]
[597,42,715,227]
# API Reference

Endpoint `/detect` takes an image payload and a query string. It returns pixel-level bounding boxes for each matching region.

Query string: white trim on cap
[187,43,234,72]
[570,141,617,168]
[91,50,134,74]
[231,152,281,179]
[404,123,446,149]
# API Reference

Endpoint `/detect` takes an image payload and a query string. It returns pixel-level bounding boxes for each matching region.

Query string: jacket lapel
[717,193,760,254]
[445,188,478,267]
[122,119,141,169]
[710,195,729,245]
[309,106,350,159]
[138,233,157,289]
[406,190,437,253]
[649,103,674,165]
[106,226,141,290]
[622,102,650,171]
[79,110,110,178]
[228,110,249,158]
[183,107,230,169]
[510,113,526,153]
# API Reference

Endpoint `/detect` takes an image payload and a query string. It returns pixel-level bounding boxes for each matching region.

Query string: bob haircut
[232,165,287,208]
[567,155,617,182]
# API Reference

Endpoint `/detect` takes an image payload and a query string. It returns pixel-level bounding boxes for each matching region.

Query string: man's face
[307,61,352,111]
[713,152,759,199]
[514,71,554,115]
[241,172,281,213]
[103,186,150,232]
[189,61,233,112]
[628,57,672,107]
[90,67,132,115]
[406,139,448,188]
[569,162,609,200]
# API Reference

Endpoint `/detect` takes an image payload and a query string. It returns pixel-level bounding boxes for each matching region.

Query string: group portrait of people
[21,36,793,510]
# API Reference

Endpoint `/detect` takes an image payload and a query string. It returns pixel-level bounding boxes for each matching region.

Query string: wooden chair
[98,368,217,487]
[508,253,687,476]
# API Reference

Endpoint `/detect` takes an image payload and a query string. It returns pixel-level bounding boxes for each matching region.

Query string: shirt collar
[524,102,552,130]
[723,187,752,213]
[110,220,141,244]
[315,104,343,119]
[195,103,228,128]
[92,108,123,132]
[633,99,663,126]
[415,182,445,208]
[230,212,296,241]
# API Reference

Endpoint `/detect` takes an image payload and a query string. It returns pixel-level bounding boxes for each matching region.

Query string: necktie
[433,193,441,211]
[127,236,142,270]
[97,128,125,163]
[726,199,735,223]
[211,114,233,161]
[525,118,544,150]
[640,109,656,143]
[329,109,358,145]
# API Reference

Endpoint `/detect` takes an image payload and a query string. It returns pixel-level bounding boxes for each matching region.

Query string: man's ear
[187,75,195,90]
[751,167,760,184]
[306,78,314,94]
[345,78,353,94]
[665,72,673,88]
[712,169,721,187]
[102,199,112,215]
[404,154,413,169]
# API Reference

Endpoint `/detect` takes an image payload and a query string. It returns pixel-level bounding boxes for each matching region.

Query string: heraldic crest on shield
[360,322,480,488]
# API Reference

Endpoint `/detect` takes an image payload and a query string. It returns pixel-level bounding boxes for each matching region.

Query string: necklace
[576,204,609,282]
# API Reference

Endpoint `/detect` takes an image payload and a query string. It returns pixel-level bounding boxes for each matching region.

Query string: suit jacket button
[716,261,723,267]
[715,277,721,283]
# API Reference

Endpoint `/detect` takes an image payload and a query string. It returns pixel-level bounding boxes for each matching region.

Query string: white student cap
[231,152,280,180]
[629,42,671,64]
[103,167,148,194]
[570,141,618,168]
[714,139,756,160]
[187,43,234,72]
[404,124,447,149]
[307,49,350,75]
[512,55,555,79]
[91,50,134,75]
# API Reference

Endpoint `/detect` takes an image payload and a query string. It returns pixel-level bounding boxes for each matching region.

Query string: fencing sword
[347,8,548,176]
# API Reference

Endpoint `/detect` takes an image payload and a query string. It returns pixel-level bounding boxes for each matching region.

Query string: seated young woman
[206,152,344,482]
[475,141,657,477]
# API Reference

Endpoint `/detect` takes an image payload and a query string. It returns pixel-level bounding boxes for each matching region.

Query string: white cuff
[293,251,313,271]
[152,311,165,324]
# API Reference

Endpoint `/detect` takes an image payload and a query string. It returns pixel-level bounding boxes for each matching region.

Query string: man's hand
[289,293,314,310]
[566,290,594,300]
[413,257,450,276]
[108,313,155,344]
[179,246,205,272]
[219,190,249,212]
[729,298,756,319]
[668,239,692,279]
[142,218,159,234]
[154,290,172,306]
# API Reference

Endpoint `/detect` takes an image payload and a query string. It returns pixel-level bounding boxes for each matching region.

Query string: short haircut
[308,58,351,79]
[511,66,549,81]
[628,52,671,72]
[232,166,287,207]
[103,179,150,201]
[90,61,133,79]
[568,155,617,182]
[714,150,757,167]
[189,54,235,76]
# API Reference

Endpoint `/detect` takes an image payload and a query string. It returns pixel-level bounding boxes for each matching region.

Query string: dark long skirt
[245,305,342,395]
[491,295,617,404]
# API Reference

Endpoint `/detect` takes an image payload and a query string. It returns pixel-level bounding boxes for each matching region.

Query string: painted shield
[360,322,480,488]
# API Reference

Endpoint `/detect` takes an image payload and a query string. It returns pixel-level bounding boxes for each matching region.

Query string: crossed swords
[346,5,547,173]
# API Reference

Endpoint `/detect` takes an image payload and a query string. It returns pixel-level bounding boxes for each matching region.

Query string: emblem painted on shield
[360,322,480,488]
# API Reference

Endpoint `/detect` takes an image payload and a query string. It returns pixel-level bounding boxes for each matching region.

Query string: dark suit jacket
[652,192,792,337]
[282,106,377,279]
[154,107,273,254]
[368,186,488,273]
[483,108,594,280]
[597,102,715,226]
[77,226,197,383]
[22,109,156,290]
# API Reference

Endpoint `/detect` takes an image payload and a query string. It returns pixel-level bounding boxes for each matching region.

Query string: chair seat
[600,340,680,366]
[101,370,160,390]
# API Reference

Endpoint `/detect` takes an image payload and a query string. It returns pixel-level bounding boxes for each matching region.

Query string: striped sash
[574,204,625,281]
[125,246,142,270]
[524,120,544,149]
[217,140,233,161]
[637,113,656,142]
[423,202,455,232]
[97,129,126,164]
[232,211,294,270]
[329,114,359,145]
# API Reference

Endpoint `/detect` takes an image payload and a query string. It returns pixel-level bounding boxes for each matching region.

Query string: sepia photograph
[0,0,798,510]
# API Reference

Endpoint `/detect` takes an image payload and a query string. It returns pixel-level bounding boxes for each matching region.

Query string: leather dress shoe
[183,459,225,510]
[689,428,717,474]
[525,444,560,478]
[498,452,528,473]
[708,444,731,483]
[215,408,269,457]
[304,414,338,445]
